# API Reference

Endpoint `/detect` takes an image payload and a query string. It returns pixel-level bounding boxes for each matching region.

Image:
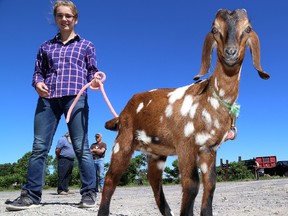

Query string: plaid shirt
[32,34,98,98]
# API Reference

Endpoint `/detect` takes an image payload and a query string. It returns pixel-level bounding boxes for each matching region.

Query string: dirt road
[1,178,287,215]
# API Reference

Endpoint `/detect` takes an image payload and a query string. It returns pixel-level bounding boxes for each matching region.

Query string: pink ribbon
[66,71,118,123]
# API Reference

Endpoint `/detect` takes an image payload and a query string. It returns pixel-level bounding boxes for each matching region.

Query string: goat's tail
[105,117,119,131]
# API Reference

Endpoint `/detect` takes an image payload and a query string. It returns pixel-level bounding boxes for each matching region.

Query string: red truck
[255,156,277,176]
[255,156,277,169]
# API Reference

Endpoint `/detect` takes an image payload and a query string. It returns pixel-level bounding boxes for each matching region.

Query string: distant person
[55,132,75,195]
[254,159,260,180]
[90,133,107,192]
[5,1,98,211]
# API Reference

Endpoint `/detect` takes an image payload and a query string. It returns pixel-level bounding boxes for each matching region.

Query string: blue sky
[0,0,287,168]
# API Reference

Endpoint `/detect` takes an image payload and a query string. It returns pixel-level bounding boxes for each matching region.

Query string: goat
[98,9,269,216]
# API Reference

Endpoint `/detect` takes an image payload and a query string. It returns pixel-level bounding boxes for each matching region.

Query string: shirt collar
[51,33,81,43]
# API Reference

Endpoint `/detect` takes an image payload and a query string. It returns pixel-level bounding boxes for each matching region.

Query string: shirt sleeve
[32,45,47,88]
[56,137,65,149]
[85,42,98,82]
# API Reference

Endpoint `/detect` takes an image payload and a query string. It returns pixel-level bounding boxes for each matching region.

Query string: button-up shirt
[32,34,98,98]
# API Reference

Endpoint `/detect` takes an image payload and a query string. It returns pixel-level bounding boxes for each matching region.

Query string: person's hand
[90,74,101,89]
[35,82,49,97]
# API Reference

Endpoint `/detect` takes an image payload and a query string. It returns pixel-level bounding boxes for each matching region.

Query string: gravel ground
[1,178,288,216]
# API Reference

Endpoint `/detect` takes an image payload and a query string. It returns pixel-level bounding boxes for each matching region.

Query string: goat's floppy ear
[247,31,270,80]
[193,32,216,81]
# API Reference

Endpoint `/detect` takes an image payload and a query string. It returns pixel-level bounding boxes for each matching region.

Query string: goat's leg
[97,136,134,216]
[147,155,173,216]
[178,153,200,216]
[199,151,217,216]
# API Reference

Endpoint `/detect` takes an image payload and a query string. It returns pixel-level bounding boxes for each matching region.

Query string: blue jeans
[94,158,105,190]
[22,95,96,203]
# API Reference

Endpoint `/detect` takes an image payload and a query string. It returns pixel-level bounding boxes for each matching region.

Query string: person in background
[55,132,75,195]
[90,133,107,192]
[5,0,98,211]
[254,159,260,180]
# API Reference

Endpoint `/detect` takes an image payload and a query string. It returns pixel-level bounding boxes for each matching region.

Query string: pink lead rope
[66,71,118,123]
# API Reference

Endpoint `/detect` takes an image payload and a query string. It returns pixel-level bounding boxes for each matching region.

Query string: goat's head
[194,9,270,80]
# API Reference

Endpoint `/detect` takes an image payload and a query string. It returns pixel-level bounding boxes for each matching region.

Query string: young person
[6,0,98,211]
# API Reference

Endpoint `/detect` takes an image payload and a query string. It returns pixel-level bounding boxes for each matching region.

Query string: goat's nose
[225,47,238,57]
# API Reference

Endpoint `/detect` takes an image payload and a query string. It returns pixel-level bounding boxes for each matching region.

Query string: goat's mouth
[223,57,239,67]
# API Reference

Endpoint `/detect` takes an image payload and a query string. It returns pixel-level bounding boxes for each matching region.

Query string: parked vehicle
[242,156,277,177]
[275,161,288,177]
[255,156,277,176]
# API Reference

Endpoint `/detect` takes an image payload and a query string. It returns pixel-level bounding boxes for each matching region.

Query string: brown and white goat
[98,9,269,216]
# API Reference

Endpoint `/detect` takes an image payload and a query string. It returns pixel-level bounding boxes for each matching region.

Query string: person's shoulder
[39,35,58,48]
[56,137,65,147]
[77,35,94,46]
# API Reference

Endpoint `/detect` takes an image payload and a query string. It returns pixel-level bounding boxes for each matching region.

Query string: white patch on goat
[199,146,209,153]
[210,130,215,135]
[189,103,199,119]
[202,109,212,126]
[214,78,219,91]
[113,143,120,154]
[149,89,157,92]
[214,119,220,129]
[219,89,225,97]
[147,100,152,107]
[208,96,219,110]
[220,131,228,144]
[195,133,211,145]
[212,144,221,152]
[157,161,166,171]
[181,95,193,116]
[200,163,208,174]
[238,66,242,81]
[135,130,151,144]
[165,104,173,117]
[160,116,163,123]
[184,122,195,137]
[224,97,233,104]
[167,85,190,104]
[136,102,144,113]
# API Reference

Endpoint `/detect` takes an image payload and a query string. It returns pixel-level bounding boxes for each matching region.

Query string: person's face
[55,5,77,33]
[96,135,102,142]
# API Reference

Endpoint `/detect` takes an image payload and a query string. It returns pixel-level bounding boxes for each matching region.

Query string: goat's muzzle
[223,47,239,66]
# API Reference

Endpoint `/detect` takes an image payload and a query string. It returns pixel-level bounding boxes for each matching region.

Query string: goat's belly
[135,143,177,156]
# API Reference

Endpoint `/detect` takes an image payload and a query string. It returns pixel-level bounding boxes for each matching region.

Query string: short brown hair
[53,0,78,20]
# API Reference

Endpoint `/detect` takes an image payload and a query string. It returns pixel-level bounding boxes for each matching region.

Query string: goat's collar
[212,89,240,118]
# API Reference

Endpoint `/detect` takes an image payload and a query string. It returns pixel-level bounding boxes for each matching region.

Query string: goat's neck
[210,61,241,105]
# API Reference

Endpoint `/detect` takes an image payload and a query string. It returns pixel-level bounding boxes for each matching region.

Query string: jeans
[22,95,96,203]
[57,157,74,193]
[94,158,105,190]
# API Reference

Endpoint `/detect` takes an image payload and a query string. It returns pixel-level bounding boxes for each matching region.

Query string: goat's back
[112,80,232,154]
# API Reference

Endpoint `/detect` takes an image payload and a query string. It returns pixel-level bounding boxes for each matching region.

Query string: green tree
[119,154,147,186]
[0,152,54,189]
[216,161,254,181]
[164,159,179,184]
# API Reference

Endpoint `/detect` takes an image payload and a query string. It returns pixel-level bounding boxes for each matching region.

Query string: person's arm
[85,43,98,82]
[32,46,49,97]
[55,148,61,160]
[55,138,64,159]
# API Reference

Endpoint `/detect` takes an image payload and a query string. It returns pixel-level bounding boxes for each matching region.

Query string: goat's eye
[245,26,252,33]
[211,27,218,34]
